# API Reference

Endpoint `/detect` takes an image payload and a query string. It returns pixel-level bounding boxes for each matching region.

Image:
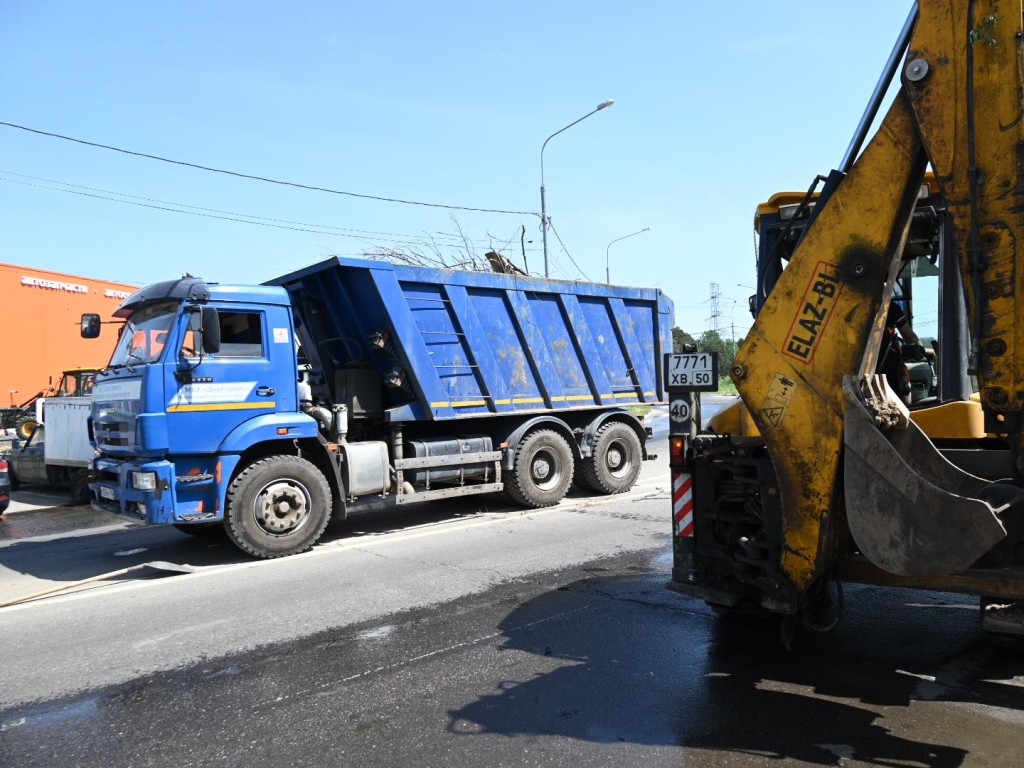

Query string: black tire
[14,417,38,441]
[174,522,226,537]
[224,455,331,558]
[579,421,643,494]
[505,429,574,508]
[69,474,91,505]
[571,463,589,492]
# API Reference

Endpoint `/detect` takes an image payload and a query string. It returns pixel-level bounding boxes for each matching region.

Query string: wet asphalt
[2,552,1023,767]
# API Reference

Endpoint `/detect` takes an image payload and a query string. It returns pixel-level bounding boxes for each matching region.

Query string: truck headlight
[131,471,157,491]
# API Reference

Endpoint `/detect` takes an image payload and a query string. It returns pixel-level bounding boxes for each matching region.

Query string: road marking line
[0,522,137,548]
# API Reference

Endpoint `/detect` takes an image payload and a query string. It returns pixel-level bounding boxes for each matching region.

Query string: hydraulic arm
[670,0,1024,630]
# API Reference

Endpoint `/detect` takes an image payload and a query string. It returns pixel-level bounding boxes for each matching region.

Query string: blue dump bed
[269,257,674,422]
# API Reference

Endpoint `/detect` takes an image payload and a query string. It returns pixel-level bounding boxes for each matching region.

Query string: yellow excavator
[666,0,1024,643]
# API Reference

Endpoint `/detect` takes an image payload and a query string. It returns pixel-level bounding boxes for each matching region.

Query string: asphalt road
[3,400,1023,767]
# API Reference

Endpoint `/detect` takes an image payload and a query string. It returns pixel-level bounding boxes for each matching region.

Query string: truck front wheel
[69,473,91,505]
[505,429,574,508]
[225,455,332,558]
[579,422,643,494]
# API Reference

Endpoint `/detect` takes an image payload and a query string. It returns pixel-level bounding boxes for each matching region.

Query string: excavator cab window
[752,180,970,405]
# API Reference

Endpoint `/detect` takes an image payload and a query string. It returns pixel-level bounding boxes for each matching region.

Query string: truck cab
[86,277,315,529]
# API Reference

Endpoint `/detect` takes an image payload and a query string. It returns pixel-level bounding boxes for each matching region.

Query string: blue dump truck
[81,257,674,558]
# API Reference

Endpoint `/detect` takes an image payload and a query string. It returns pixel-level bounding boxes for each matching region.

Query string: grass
[626,377,735,415]
[716,377,738,395]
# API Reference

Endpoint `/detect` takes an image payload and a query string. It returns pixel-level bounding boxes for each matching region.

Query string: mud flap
[842,375,1007,576]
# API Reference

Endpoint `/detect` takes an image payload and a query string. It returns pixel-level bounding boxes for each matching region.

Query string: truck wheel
[69,474,91,505]
[14,417,38,441]
[579,422,643,494]
[505,429,574,508]
[224,455,331,558]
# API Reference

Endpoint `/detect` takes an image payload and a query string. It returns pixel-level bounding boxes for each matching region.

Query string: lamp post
[605,227,652,283]
[540,99,614,278]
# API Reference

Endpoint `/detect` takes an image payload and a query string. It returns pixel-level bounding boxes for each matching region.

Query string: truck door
[164,305,294,454]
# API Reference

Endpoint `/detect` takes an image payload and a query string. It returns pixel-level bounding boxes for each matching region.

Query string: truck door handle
[257,387,276,396]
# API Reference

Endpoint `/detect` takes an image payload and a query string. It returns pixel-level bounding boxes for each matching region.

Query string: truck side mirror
[81,313,101,338]
[201,307,221,354]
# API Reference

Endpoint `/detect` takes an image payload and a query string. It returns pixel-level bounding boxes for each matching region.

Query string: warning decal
[760,374,797,429]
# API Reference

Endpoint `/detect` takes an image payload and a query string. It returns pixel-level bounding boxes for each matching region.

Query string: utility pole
[709,283,722,334]
[540,99,615,278]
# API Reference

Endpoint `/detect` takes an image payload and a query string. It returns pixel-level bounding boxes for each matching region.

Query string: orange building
[0,263,138,407]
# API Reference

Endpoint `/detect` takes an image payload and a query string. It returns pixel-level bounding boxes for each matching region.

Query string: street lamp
[540,99,614,278]
[605,227,652,283]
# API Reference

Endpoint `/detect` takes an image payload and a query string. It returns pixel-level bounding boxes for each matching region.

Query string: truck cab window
[181,311,264,358]
[110,301,177,367]
[216,312,264,358]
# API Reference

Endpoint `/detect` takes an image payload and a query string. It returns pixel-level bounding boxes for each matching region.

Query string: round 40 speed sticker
[669,398,691,424]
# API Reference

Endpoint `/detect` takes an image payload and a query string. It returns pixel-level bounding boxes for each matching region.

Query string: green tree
[697,329,743,378]
[672,327,697,353]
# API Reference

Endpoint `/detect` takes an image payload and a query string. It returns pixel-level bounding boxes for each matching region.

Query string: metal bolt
[905,58,930,82]
[987,338,1008,357]
[989,388,1009,405]
[852,263,866,277]
[731,364,745,379]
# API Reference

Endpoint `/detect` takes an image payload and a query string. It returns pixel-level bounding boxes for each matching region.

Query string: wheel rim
[530,449,562,490]
[604,438,633,478]
[253,478,312,535]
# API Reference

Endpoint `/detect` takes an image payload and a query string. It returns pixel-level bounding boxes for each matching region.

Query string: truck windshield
[108,300,180,367]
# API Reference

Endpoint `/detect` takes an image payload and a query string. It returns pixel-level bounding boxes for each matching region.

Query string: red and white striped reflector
[673,470,694,537]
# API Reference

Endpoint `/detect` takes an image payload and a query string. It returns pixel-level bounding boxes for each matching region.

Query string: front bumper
[91,456,217,525]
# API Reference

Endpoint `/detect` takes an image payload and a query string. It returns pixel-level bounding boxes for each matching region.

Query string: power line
[0,169,537,250]
[547,221,592,282]
[1,175,529,250]
[0,175,374,238]
[0,119,538,217]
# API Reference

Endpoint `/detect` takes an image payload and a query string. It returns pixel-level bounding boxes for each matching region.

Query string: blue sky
[1,1,914,337]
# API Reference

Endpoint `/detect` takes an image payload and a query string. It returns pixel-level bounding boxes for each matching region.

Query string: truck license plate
[664,352,719,391]
[99,485,116,500]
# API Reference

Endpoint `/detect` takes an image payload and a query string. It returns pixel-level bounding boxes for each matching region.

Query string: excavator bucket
[842,376,1007,576]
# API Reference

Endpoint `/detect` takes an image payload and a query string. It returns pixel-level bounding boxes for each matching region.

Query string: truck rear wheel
[224,455,331,558]
[505,429,574,508]
[579,422,642,494]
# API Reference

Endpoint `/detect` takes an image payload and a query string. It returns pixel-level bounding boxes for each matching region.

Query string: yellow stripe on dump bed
[431,391,655,409]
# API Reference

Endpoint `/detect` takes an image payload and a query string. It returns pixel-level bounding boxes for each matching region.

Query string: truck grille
[95,419,131,446]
